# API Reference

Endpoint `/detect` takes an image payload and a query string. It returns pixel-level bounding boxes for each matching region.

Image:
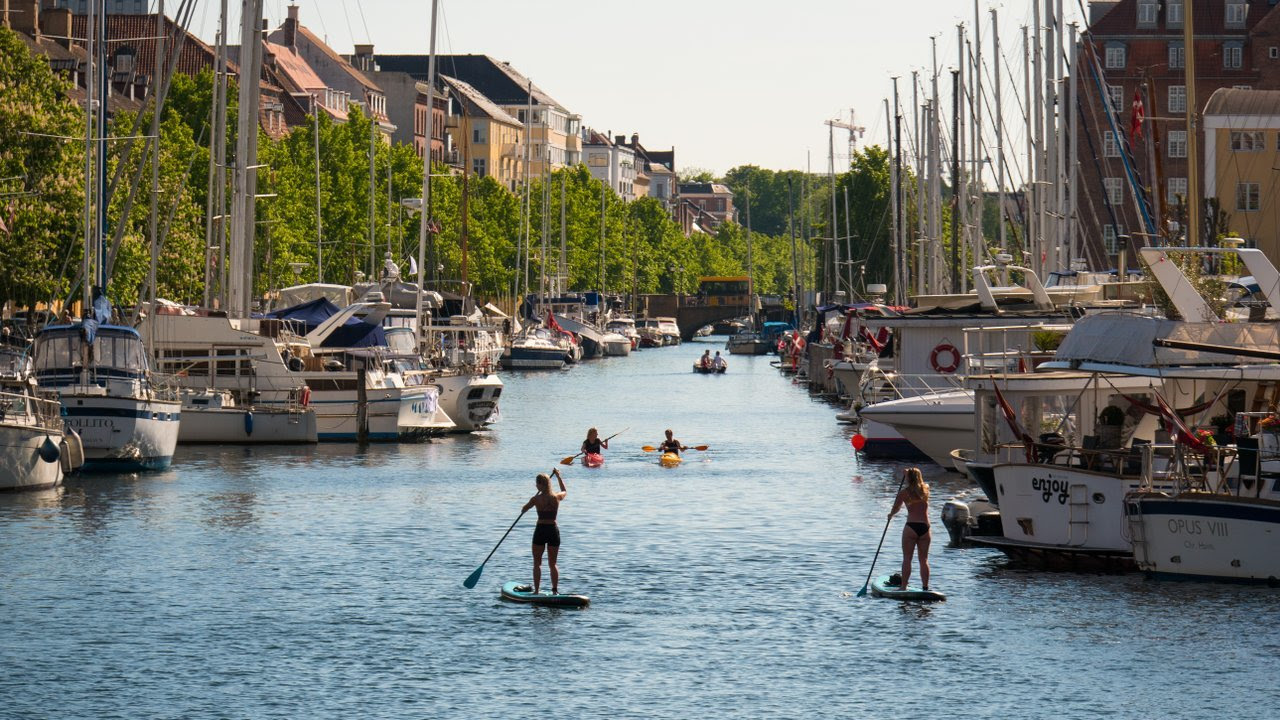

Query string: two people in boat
[699,350,727,371]
[523,467,567,595]
[888,467,931,591]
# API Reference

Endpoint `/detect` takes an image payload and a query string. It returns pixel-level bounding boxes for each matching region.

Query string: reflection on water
[1,339,1278,717]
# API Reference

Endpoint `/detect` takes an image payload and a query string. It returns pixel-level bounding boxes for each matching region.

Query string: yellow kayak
[659,452,682,467]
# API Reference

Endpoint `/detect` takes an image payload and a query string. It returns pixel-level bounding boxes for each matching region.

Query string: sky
[187,0,1089,176]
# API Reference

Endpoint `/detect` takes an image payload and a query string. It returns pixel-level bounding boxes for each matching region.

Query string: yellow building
[442,75,524,192]
[1204,88,1280,258]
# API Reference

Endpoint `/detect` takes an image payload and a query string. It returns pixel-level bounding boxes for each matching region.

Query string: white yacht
[34,322,180,471]
[389,326,500,433]
[0,340,81,490]
[605,317,640,351]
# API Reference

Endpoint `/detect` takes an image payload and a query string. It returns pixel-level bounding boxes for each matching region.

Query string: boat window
[36,334,74,372]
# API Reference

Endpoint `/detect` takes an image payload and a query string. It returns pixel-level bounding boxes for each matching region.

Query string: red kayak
[583,452,604,468]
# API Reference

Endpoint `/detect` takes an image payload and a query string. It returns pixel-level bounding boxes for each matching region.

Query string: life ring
[300,386,311,407]
[930,343,961,374]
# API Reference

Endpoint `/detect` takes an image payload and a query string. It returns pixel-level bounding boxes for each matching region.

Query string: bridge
[638,294,755,341]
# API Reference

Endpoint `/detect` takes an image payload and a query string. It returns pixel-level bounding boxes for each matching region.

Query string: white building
[581,129,637,200]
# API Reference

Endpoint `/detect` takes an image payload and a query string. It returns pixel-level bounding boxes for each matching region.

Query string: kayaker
[888,467,931,591]
[712,351,727,371]
[522,468,567,595]
[582,427,608,456]
[700,349,712,369]
[658,429,687,456]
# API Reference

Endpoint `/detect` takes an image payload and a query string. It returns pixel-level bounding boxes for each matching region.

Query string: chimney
[284,4,299,49]
[41,7,71,48]
[631,132,639,146]
[11,0,37,37]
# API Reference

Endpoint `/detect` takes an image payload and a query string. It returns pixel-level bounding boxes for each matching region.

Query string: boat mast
[313,98,322,283]
[1067,22,1079,268]
[827,116,840,299]
[227,0,262,318]
[81,0,96,315]
[147,0,164,334]
[992,9,1005,256]
[414,0,439,349]
[1183,0,1200,245]
[744,186,753,324]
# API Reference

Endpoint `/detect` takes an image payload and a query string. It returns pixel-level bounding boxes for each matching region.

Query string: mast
[956,25,967,292]
[558,174,566,295]
[461,117,470,290]
[213,0,228,306]
[913,71,924,295]
[1032,1,1044,274]
[81,0,95,314]
[414,0,438,348]
[787,177,800,326]
[1183,0,1200,245]
[227,0,262,318]
[1023,25,1033,266]
[598,181,606,293]
[745,186,754,323]
[828,117,839,298]
[972,1,983,267]
[1067,22,1080,267]
[992,9,1005,254]
[369,114,376,278]
[147,0,164,328]
[313,100,322,283]
[951,68,961,293]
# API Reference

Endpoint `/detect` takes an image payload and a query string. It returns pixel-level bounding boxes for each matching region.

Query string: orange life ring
[300,386,312,407]
[930,343,961,374]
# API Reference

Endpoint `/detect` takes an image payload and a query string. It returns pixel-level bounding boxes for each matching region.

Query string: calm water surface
[3,340,1278,718]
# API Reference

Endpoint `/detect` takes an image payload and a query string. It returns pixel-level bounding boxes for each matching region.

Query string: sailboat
[0,336,82,490]
[34,0,180,471]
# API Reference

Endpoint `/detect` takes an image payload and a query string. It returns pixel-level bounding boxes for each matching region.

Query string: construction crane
[826,110,866,160]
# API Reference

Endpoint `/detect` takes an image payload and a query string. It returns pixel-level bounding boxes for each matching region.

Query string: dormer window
[1225,1,1247,29]
[1136,1,1158,28]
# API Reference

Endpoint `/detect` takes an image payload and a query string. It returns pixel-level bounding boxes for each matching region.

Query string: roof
[439,74,521,126]
[70,13,220,79]
[679,182,733,195]
[1204,87,1280,116]
[376,54,566,110]
[292,23,383,95]
[263,39,326,94]
[1087,0,1271,36]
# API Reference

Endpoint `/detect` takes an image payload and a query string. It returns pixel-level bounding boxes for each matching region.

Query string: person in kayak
[888,467,931,591]
[522,468,567,595]
[582,427,609,456]
[658,429,686,456]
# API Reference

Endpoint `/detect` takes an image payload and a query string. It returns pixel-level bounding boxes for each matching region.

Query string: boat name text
[1167,518,1229,537]
[1031,477,1070,504]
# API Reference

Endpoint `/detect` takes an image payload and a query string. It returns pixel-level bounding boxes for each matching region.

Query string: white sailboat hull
[0,425,63,491]
[177,406,317,444]
[310,386,452,441]
[60,393,180,472]
[1129,494,1280,582]
[856,391,974,467]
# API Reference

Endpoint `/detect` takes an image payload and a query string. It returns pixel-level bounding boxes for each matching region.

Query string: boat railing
[0,388,62,430]
[999,439,1238,489]
[873,372,967,401]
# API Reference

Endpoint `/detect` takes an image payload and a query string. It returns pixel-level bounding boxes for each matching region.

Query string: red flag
[993,383,1036,463]
[546,312,576,343]
[1153,393,1212,454]
[1130,89,1145,142]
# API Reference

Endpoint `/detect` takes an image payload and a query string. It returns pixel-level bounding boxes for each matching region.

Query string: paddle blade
[559,456,575,465]
[641,445,656,452]
[693,445,710,451]
[463,564,485,589]
[856,584,869,598]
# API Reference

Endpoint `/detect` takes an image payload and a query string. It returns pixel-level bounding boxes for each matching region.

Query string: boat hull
[310,386,452,441]
[855,418,930,461]
[1129,493,1280,583]
[61,395,180,472]
[436,372,503,432]
[660,452,682,467]
[583,452,604,468]
[0,425,64,491]
[177,406,317,444]
[856,393,974,467]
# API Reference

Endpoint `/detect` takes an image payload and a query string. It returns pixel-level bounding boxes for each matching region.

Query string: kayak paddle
[463,507,529,589]
[642,444,709,452]
[856,469,910,598]
[560,427,629,465]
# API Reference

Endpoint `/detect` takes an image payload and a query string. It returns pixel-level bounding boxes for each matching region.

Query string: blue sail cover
[267,298,386,348]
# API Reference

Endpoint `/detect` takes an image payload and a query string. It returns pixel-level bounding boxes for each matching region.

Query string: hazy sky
[188,0,1088,175]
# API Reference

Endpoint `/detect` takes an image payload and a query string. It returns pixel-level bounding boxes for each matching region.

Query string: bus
[696,276,752,307]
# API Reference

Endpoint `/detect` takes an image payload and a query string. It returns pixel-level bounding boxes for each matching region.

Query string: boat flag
[993,383,1036,463]
[1153,393,1213,454]
[1130,89,1145,142]
[546,312,576,343]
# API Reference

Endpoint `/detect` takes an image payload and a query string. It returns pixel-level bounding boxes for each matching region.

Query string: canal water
[2,339,1278,718]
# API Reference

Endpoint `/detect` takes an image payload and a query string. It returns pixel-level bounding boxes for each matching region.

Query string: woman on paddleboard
[522,468,567,595]
[582,428,608,456]
[888,467,931,591]
[658,429,686,456]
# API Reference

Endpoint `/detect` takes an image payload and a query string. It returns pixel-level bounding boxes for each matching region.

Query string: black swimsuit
[583,438,603,454]
[533,499,560,547]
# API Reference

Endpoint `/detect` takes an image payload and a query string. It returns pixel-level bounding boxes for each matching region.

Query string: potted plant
[1098,405,1125,448]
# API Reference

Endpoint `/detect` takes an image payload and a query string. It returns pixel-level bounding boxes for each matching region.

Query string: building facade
[677,182,736,228]
[1203,87,1280,257]
[1078,0,1280,264]
[442,75,524,191]
[581,130,637,200]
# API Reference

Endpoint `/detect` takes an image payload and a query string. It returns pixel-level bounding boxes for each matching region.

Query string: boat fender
[300,386,311,407]
[930,343,961,374]
[61,427,84,471]
[244,411,254,437]
[38,436,60,464]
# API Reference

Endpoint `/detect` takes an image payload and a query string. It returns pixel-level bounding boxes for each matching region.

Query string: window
[1235,85,1254,90]
[1167,177,1187,206]
[1231,131,1265,151]
[1104,131,1121,158]
[1167,0,1184,26]
[1136,1,1158,26]
[1169,85,1186,113]
[1103,224,1124,254]
[1237,182,1260,211]
[1225,1,1247,28]
[1271,47,1279,59]
[1169,130,1187,157]
[472,158,487,177]
[1168,41,1184,69]
[1108,84,1124,111]
[1104,177,1124,206]
[472,123,487,144]
[1105,44,1126,69]
[1224,43,1244,69]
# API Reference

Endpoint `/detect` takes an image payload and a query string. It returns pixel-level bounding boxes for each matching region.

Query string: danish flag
[1131,89,1145,142]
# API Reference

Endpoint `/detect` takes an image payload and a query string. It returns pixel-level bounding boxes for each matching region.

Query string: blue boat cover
[267,298,386,348]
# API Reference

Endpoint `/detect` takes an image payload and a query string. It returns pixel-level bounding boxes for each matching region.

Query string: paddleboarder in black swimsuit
[888,467,931,591]
[522,468,566,594]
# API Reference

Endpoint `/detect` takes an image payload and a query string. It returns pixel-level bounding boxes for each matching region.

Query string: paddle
[463,507,529,589]
[856,469,910,598]
[642,444,709,452]
[559,427,629,465]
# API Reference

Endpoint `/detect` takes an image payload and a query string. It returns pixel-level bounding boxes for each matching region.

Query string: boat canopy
[552,314,603,344]
[33,324,148,384]
[1048,313,1280,369]
[267,298,387,349]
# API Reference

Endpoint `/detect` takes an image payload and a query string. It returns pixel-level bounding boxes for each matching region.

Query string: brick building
[1078,0,1280,264]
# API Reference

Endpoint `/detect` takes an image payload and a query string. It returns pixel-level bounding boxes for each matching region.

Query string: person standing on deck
[522,468,567,595]
[888,467,931,591]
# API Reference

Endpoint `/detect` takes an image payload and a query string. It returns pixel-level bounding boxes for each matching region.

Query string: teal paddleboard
[869,575,946,602]
[500,581,590,607]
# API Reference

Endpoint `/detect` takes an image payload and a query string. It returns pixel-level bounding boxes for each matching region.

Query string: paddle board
[583,452,604,468]
[659,452,682,467]
[500,581,589,607]
[869,575,945,602]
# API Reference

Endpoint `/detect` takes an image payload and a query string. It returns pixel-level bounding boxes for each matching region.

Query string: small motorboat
[692,363,727,374]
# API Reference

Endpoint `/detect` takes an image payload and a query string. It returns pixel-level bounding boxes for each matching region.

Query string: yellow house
[1204,87,1280,259]
[441,75,525,193]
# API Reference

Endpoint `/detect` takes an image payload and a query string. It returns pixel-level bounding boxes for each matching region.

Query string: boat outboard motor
[941,500,971,547]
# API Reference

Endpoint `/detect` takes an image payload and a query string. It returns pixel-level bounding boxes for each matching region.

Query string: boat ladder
[1124,497,1153,570]
[1067,483,1089,546]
